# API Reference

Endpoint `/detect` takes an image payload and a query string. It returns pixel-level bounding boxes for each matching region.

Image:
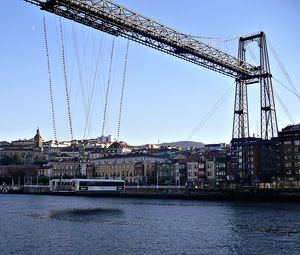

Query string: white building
[186,161,200,182]
[206,160,216,179]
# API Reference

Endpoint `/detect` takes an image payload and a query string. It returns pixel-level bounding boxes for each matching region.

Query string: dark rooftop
[281,124,300,132]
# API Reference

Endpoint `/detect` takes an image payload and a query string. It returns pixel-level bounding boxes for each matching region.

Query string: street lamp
[156,169,158,189]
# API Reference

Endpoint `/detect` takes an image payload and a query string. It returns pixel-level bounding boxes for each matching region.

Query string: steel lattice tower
[232,41,249,139]
[232,32,278,140]
[231,32,278,185]
[259,34,278,140]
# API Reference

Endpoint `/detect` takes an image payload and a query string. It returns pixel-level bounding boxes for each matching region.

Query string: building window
[285,148,292,153]
[284,163,292,168]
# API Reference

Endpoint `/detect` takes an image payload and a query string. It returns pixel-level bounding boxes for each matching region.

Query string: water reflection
[27,208,124,223]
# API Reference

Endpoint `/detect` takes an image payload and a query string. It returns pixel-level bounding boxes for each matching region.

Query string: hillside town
[0,123,299,189]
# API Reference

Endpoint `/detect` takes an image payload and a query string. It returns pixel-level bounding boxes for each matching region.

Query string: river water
[0,194,299,255]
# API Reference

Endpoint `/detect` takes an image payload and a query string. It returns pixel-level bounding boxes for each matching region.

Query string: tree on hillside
[12,153,24,165]
[0,156,13,165]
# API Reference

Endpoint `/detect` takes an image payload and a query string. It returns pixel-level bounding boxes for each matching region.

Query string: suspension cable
[183,84,235,147]
[84,33,104,139]
[71,22,90,139]
[191,32,260,44]
[267,37,300,103]
[117,39,130,142]
[101,37,115,137]
[191,35,240,43]
[247,44,259,65]
[43,15,58,142]
[273,77,300,99]
[59,17,74,140]
[274,88,295,124]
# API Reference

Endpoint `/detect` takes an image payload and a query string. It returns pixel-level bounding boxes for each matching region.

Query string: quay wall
[9,186,300,202]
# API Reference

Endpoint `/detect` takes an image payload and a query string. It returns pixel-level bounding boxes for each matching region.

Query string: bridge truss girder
[24,0,258,79]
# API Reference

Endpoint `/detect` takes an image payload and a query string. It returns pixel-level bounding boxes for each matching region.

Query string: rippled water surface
[1,194,300,255]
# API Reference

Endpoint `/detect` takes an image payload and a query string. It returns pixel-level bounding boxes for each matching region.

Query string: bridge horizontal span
[25,0,259,79]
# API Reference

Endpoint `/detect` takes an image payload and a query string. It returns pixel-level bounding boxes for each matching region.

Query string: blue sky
[0,0,299,145]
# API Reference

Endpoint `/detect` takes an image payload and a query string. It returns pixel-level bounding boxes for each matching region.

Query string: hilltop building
[0,129,44,162]
[32,128,44,159]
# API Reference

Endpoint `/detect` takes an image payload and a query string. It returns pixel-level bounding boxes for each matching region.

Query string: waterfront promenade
[3,184,300,202]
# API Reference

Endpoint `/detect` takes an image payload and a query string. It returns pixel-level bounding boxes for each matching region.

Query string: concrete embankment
[121,188,300,202]
[8,186,300,202]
